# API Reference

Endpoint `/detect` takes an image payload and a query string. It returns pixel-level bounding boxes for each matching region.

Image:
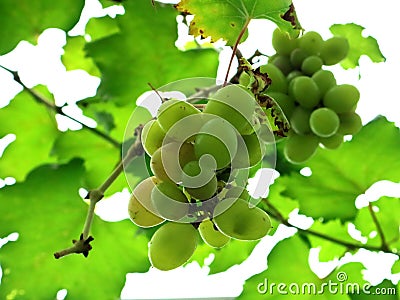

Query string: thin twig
[368,202,390,252]
[0,64,121,148]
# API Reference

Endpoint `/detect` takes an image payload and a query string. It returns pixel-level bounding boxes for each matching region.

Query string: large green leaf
[0,160,150,299]
[238,235,367,299]
[0,91,58,181]
[330,23,386,69]
[354,197,400,248]
[175,0,300,45]
[277,117,400,221]
[85,1,219,106]
[0,0,85,54]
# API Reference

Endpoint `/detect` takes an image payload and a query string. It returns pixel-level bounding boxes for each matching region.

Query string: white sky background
[0,0,400,299]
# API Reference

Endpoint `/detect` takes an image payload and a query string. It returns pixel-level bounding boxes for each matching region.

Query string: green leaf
[176,0,300,46]
[238,235,367,299]
[330,23,386,69]
[62,36,101,76]
[190,239,259,274]
[0,160,150,299]
[278,117,400,221]
[308,220,355,261]
[85,15,120,42]
[354,197,400,248]
[0,0,85,54]
[392,260,400,274]
[85,1,219,106]
[0,91,58,181]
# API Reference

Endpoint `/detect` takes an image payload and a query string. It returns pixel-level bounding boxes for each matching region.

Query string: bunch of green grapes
[240,28,362,164]
[128,85,272,271]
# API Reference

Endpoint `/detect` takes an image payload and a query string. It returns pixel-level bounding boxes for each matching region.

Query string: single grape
[272,27,297,56]
[194,118,238,169]
[128,177,165,228]
[141,119,166,156]
[199,219,230,248]
[271,55,293,76]
[284,132,319,164]
[286,70,303,83]
[266,92,295,119]
[148,222,198,271]
[260,63,288,94]
[338,112,362,135]
[157,99,200,132]
[290,48,308,69]
[213,198,272,240]
[291,76,321,109]
[319,133,344,149]
[151,181,189,221]
[301,55,323,75]
[311,69,337,96]
[182,160,218,200]
[309,107,340,137]
[323,84,360,113]
[320,36,349,65]
[290,106,312,135]
[298,31,323,55]
[204,85,256,135]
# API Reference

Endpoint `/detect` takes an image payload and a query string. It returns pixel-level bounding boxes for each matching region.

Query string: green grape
[213,198,272,240]
[233,132,266,168]
[151,181,188,221]
[286,70,303,83]
[320,133,344,149]
[157,99,200,132]
[320,37,349,66]
[291,76,321,109]
[199,219,230,248]
[128,177,165,228]
[239,72,250,87]
[272,55,293,75]
[260,63,288,94]
[301,55,323,75]
[266,92,295,118]
[309,107,340,137]
[194,118,238,169]
[151,142,196,183]
[141,119,166,156]
[290,106,312,135]
[148,222,198,271]
[311,69,337,96]
[182,160,218,200]
[290,48,308,69]
[338,112,362,135]
[204,85,256,135]
[298,31,323,55]
[284,132,319,164]
[272,27,297,56]
[323,84,360,113]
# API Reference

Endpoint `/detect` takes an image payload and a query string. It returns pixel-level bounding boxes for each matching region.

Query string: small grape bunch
[240,28,362,164]
[128,84,273,271]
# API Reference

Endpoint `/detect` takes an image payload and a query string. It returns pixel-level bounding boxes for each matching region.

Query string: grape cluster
[241,28,363,164]
[128,85,273,271]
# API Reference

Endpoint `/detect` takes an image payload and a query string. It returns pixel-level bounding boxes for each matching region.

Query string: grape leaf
[62,36,101,76]
[85,16,120,42]
[0,91,58,181]
[175,0,300,46]
[392,260,400,274]
[85,1,219,106]
[238,235,367,299]
[190,239,259,275]
[330,23,386,69]
[0,0,85,54]
[0,160,150,299]
[277,116,400,221]
[354,197,400,248]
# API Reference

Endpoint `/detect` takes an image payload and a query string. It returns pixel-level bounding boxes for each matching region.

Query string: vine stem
[223,19,251,86]
[263,199,399,257]
[0,64,120,148]
[368,202,390,252]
